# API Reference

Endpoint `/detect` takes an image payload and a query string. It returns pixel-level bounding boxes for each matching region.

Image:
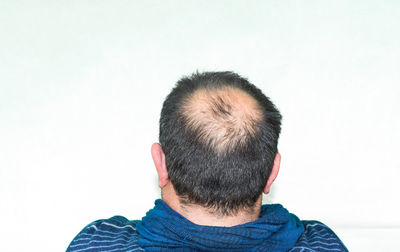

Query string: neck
[180,203,261,227]
[162,183,262,227]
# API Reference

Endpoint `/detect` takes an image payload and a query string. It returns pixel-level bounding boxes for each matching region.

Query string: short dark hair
[159,71,282,215]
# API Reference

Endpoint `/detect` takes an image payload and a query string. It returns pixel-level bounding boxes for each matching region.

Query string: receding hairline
[180,85,264,154]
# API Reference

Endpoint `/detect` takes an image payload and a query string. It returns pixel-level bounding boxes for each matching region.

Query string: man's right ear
[151,143,169,188]
[263,152,281,194]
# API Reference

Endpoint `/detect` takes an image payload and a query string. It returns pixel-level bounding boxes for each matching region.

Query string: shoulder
[289,220,348,252]
[67,216,145,252]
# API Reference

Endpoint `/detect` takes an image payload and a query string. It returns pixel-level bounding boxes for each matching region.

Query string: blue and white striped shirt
[68,208,347,251]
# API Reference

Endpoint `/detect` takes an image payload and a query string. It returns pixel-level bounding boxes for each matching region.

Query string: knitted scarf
[136,199,304,251]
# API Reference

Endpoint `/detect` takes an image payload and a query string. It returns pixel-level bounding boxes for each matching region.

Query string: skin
[151,143,281,227]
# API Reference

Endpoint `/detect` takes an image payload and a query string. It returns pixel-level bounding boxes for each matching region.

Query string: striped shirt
[68,216,347,251]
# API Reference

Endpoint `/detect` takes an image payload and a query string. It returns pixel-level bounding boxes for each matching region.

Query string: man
[67,71,347,251]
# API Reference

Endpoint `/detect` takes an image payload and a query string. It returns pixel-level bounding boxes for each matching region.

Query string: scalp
[180,86,263,154]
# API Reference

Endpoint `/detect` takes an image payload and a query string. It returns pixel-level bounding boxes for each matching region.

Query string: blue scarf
[136,199,304,251]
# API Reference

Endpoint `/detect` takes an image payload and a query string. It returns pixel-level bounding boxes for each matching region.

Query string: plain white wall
[1,0,399,251]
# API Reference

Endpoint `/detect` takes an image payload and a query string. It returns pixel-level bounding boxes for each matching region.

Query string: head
[152,71,282,216]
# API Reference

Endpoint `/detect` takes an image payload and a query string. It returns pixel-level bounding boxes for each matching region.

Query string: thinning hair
[181,86,263,155]
[159,71,281,215]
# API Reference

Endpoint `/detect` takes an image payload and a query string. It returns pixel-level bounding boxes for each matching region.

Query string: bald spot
[181,86,263,154]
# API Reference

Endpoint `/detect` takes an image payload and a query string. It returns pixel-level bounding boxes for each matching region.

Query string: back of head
[159,71,282,215]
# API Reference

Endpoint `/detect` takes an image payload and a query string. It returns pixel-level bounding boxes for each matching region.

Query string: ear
[263,153,281,194]
[151,143,169,188]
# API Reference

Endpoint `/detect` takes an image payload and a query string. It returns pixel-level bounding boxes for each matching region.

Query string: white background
[1,1,399,251]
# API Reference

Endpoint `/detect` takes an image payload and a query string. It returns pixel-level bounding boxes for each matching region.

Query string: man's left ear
[263,153,281,194]
[151,143,169,188]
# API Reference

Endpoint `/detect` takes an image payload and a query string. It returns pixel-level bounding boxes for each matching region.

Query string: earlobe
[263,152,281,194]
[151,143,169,188]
